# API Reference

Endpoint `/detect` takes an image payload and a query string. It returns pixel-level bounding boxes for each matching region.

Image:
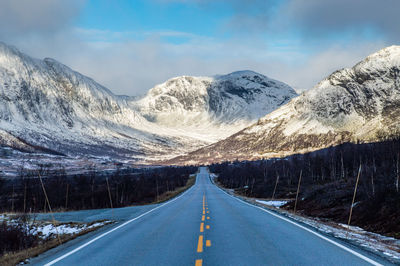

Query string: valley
[2,1,400,265]
[0,42,297,165]
[1,43,400,265]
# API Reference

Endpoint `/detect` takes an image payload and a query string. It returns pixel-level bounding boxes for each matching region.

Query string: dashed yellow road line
[196,194,211,265]
[197,235,204,253]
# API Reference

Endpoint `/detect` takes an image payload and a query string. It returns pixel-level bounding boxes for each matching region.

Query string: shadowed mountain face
[167,46,400,165]
[0,42,297,161]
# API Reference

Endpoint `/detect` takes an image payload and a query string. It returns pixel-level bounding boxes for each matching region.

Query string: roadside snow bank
[34,221,110,239]
[255,200,288,208]
[1,214,112,240]
[269,207,400,263]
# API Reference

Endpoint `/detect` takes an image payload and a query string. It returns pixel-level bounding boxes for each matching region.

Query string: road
[31,167,391,266]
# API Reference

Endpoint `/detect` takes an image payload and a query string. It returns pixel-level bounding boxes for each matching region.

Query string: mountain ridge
[0,42,297,161]
[166,45,400,165]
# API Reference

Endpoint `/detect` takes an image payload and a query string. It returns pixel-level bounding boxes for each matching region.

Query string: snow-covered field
[0,147,145,177]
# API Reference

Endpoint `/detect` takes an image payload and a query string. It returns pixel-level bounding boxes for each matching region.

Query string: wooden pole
[341,152,345,179]
[65,183,69,210]
[23,182,27,213]
[11,184,14,213]
[38,173,62,245]
[348,164,362,227]
[272,174,279,200]
[106,178,114,218]
[396,153,399,193]
[294,170,302,213]
[156,177,159,202]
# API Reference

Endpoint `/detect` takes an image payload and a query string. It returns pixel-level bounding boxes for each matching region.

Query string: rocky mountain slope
[0,42,297,161]
[168,45,400,165]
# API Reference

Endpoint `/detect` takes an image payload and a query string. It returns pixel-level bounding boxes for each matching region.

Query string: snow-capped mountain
[168,45,400,165]
[132,70,296,144]
[0,42,297,161]
[0,42,169,159]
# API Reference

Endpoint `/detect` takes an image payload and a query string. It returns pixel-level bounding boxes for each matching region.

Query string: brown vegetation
[210,139,400,238]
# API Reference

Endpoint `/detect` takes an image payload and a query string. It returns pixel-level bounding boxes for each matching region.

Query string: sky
[0,0,398,96]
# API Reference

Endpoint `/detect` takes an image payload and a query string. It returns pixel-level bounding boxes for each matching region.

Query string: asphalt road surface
[31,167,392,266]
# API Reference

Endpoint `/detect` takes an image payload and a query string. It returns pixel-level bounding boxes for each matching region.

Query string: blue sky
[0,0,397,95]
[78,0,233,41]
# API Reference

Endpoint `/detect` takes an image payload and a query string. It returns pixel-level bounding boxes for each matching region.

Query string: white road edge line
[44,184,196,266]
[212,175,383,266]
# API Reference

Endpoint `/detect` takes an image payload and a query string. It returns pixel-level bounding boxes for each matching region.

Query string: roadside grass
[0,220,112,266]
[153,174,196,204]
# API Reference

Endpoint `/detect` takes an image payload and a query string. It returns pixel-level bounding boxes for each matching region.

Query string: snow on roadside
[217,186,400,264]
[282,213,400,262]
[33,221,111,239]
[252,198,400,263]
[255,200,288,208]
[1,214,111,240]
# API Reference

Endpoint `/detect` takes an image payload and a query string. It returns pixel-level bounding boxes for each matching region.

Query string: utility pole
[294,170,302,213]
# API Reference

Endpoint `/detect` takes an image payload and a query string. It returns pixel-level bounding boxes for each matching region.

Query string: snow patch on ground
[251,198,400,263]
[255,200,288,208]
[216,184,400,264]
[282,213,400,262]
[1,214,111,240]
[33,221,111,239]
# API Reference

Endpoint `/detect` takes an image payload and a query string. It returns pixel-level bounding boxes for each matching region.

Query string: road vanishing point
[32,167,392,266]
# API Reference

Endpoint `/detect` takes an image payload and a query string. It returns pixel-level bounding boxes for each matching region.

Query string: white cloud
[0,0,394,96]
[0,0,85,36]
[3,27,388,96]
[280,0,400,42]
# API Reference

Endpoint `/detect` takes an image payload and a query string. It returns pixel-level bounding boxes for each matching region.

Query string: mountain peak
[369,45,400,58]
[215,70,262,79]
[353,45,400,73]
[0,42,19,56]
[0,42,35,69]
[134,70,297,131]
[168,45,400,165]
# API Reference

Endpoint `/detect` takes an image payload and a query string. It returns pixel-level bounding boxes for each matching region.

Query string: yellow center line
[197,235,204,253]
[196,195,211,265]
